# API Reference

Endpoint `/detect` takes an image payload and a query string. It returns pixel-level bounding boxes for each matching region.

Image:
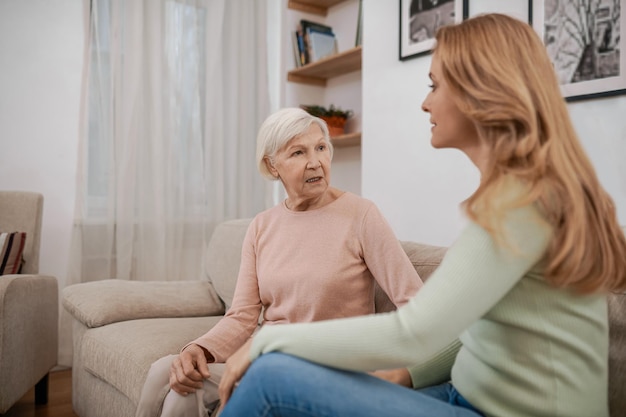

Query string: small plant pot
[321,116,347,137]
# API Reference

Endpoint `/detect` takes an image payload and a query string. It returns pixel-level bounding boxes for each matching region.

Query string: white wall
[0,0,83,291]
[362,0,626,246]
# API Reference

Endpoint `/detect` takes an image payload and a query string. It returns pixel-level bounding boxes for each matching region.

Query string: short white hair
[256,107,333,180]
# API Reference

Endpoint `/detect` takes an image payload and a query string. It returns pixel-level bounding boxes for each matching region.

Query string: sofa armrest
[62,279,224,328]
[0,274,59,399]
[375,241,447,314]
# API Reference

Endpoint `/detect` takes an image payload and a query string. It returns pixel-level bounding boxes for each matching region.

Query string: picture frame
[464,0,530,23]
[531,0,626,102]
[399,0,465,61]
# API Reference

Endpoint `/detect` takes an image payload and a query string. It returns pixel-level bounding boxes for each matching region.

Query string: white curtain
[59,0,271,367]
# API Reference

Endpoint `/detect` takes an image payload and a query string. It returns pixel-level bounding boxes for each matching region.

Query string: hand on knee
[170,345,212,395]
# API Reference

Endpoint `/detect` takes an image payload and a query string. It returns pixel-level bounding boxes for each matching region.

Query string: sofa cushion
[63,280,224,328]
[81,316,223,404]
[401,240,448,280]
[0,232,26,275]
[205,218,252,309]
[375,241,447,314]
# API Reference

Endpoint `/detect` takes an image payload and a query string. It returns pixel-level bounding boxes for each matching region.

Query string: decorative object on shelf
[301,104,353,137]
[531,0,625,102]
[399,0,465,60]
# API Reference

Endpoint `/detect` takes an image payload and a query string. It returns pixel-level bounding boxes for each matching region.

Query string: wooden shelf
[287,0,361,148]
[287,45,362,86]
[332,131,361,148]
[287,0,347,16]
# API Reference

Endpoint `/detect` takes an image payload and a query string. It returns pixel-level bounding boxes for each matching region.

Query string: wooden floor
[2,369,78,417]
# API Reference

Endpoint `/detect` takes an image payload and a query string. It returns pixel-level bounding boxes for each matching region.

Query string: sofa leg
[34,373,49,405]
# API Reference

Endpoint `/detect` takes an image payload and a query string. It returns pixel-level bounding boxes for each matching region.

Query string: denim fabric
[417,383,484,415]
[220,353,483,417]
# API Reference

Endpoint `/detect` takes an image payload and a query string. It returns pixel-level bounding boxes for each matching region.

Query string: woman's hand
[169,344,212,395]
[218,338,253,408]
[369,367,412,387]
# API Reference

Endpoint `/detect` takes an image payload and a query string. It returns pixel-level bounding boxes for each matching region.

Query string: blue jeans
[220,353,484,417]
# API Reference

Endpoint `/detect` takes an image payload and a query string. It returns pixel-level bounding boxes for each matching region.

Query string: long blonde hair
[434,13,626,293]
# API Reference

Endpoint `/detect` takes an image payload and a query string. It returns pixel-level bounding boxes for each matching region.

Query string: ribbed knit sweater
[250,201,609,417]
[191,192,423,363]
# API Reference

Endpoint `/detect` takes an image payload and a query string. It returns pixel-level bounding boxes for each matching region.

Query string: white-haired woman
[135,107,424,417]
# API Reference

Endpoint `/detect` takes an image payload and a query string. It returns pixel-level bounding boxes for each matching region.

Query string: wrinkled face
[266,124,331,203]
[421,52,478,152]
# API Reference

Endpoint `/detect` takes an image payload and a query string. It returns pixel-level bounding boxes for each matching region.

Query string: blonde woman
[217,14,626,417]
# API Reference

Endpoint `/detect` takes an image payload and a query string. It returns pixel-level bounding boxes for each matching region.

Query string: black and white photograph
[464,0,530,23]
[399,0,464,60]
[532,0,625,101]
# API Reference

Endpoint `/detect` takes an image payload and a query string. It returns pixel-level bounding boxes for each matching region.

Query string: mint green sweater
[250,203,609,417]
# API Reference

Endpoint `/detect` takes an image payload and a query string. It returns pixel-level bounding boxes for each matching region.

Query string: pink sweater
[191,192,423,362]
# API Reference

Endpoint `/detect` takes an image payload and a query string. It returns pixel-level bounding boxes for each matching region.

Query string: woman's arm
[187,221,263,362]
[249,203,552,371]
[360,202,424,306]
[359,202,424,385]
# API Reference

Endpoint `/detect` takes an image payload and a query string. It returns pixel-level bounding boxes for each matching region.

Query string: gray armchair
[0,191,58,413]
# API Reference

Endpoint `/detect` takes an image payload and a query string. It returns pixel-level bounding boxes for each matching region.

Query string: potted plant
[301,104,353,137]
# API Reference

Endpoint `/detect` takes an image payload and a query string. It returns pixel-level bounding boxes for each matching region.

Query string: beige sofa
[0,191,58,413]
[63,218,626,417]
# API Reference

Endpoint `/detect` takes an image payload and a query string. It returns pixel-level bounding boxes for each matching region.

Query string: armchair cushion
[62,279,224,328]
[0,232,26,275]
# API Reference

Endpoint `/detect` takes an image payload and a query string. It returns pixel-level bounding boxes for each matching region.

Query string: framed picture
[399,0,465,61]
[464,0,530,23]
[531,0,626,101]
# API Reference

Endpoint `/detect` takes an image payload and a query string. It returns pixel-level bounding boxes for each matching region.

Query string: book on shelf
[300,19,333,35]
[291,30,303,67]
[297,19,337,65]
[307,29,337,62]
[296,23,309,65]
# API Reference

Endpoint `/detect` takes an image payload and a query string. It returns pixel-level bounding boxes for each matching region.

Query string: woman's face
[267,124,332,206]
[421,52,479,153]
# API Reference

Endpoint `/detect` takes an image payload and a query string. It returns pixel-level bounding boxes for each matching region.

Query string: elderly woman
[135,107,423,417]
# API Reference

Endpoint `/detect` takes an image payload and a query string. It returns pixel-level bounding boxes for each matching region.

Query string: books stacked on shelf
[292,19,338,67]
